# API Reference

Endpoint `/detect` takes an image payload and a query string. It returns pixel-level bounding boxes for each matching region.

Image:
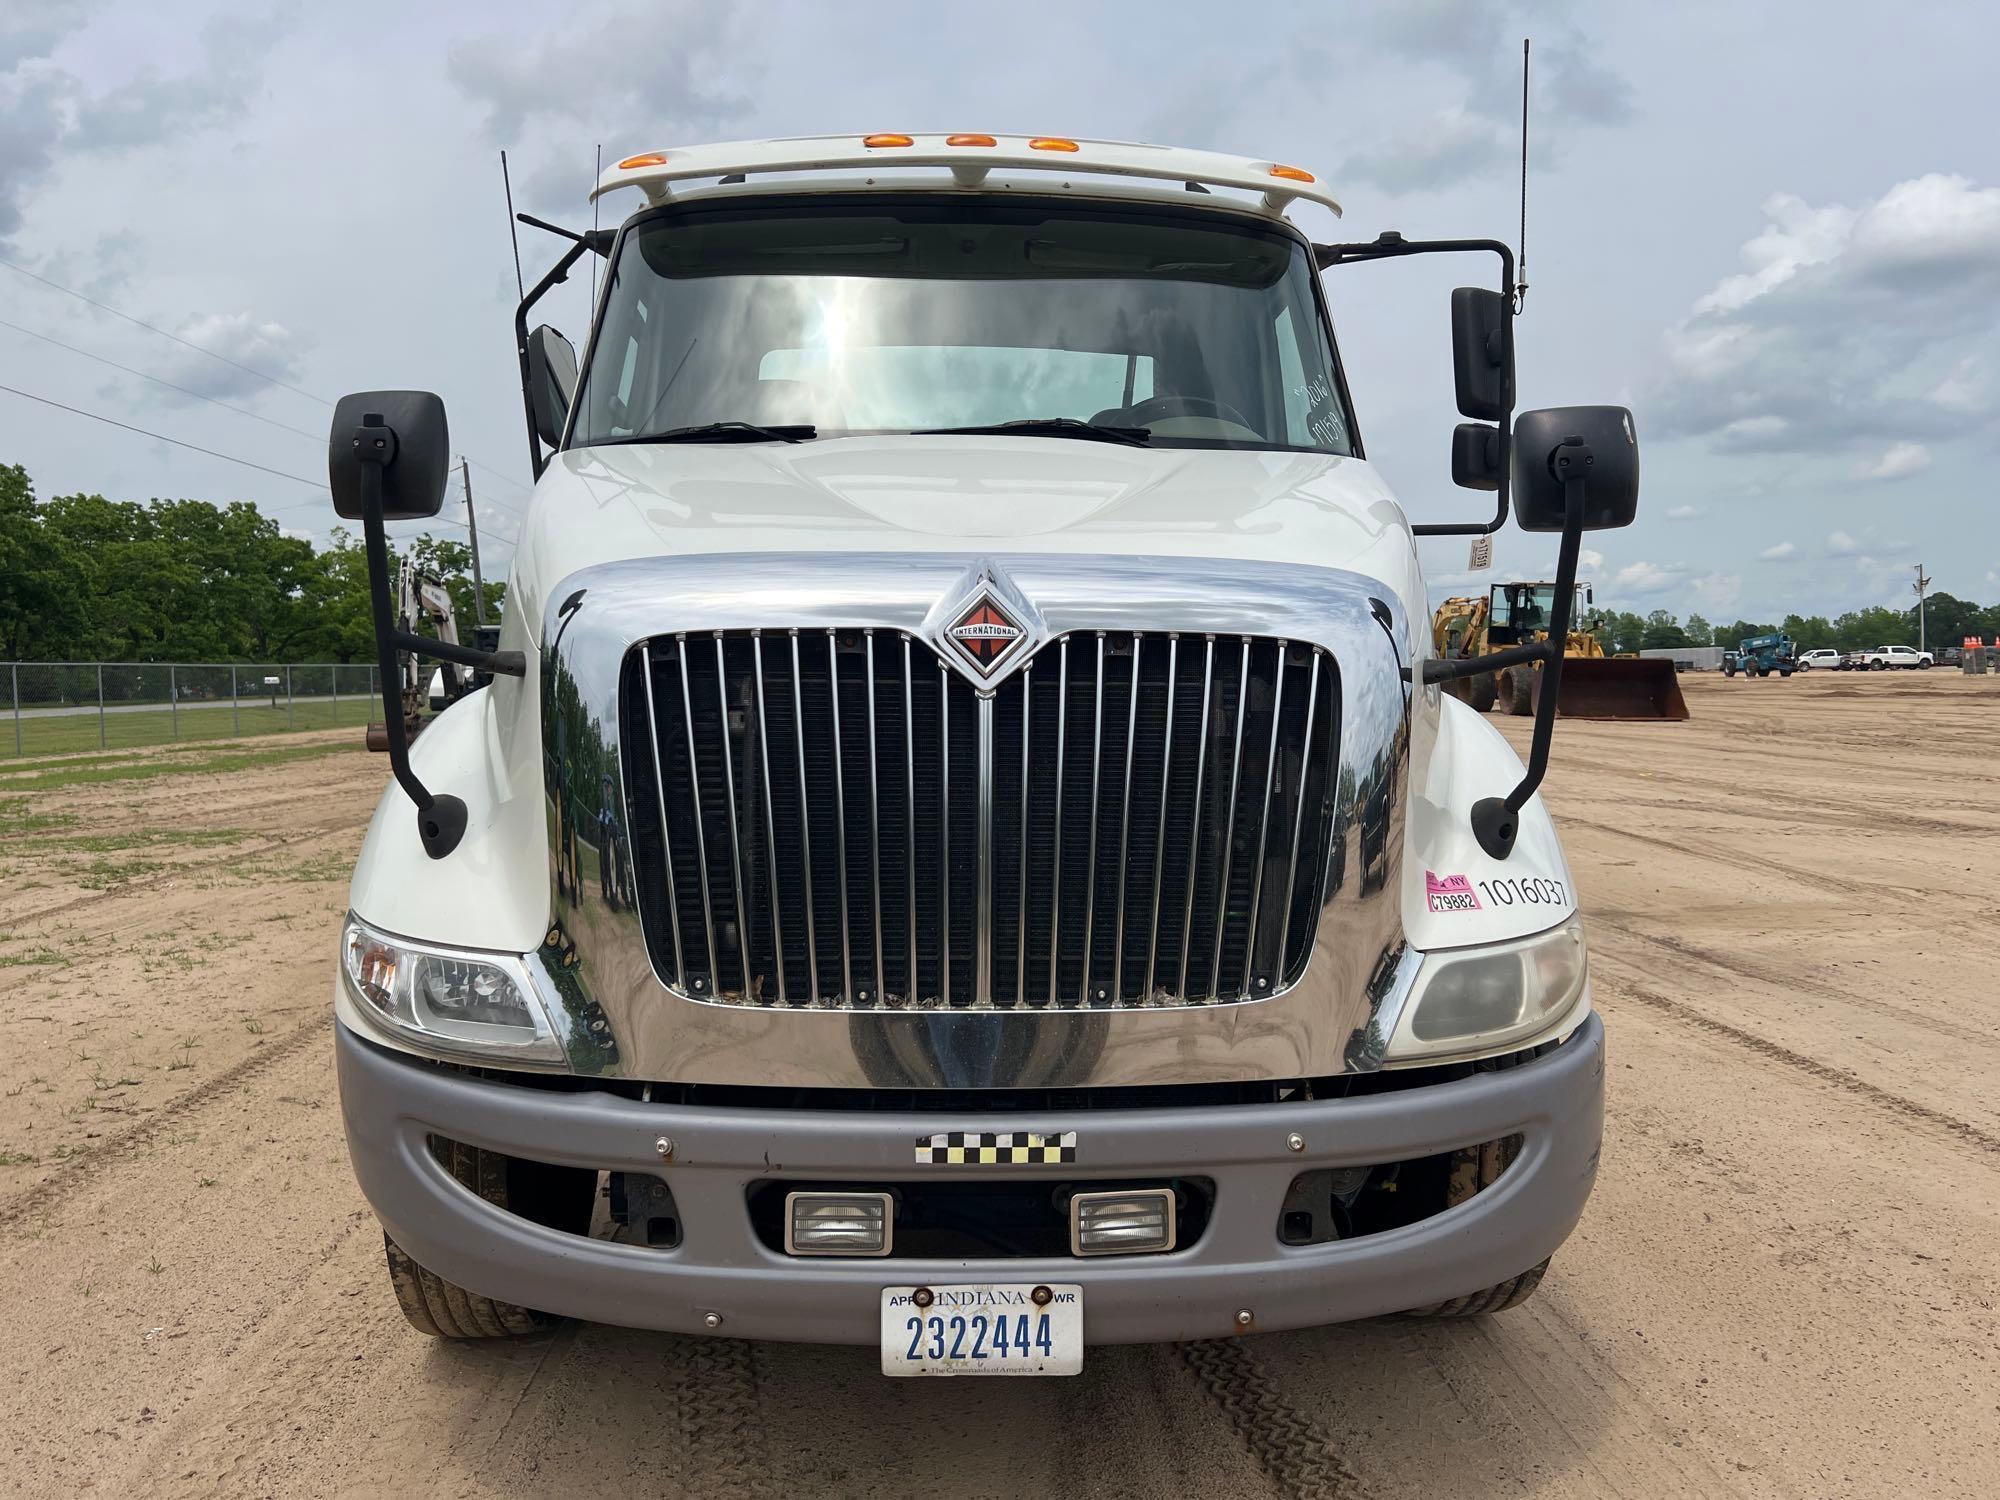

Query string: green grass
[0,739,361,792]
[3,695,376,758]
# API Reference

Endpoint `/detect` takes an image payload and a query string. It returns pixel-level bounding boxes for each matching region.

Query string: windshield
[1492,584,1561,629]
[572,198,1354,452]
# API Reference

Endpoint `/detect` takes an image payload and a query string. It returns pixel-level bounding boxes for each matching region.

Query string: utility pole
[461,458,491,626]
[1913,563,1930,654]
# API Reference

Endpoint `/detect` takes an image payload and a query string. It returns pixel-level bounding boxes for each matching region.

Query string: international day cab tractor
[330,133,1633,1375]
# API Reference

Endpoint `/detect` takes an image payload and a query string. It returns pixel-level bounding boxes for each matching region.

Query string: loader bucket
[1534,657,1690,720]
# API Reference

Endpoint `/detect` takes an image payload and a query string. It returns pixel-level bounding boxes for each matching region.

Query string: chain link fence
[3,661,383,758]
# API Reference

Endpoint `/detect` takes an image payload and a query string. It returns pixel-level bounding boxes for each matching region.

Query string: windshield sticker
[1426,871,1482,913]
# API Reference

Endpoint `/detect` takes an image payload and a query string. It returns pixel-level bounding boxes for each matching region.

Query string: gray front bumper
[337,1013,1604,1345]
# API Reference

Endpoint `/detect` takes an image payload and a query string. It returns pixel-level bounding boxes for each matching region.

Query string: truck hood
[512,436,1425,628]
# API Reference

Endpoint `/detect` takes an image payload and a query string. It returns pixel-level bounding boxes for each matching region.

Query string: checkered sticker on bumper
[916,1131,1077,1165]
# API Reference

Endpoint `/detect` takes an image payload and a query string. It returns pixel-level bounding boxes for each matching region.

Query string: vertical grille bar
[1047,638,1069,1002]
[1239,646,1288,997]
[1016,663,1031,1006]
[638,644,685,985]
[903,636,917,1005]
[1208,639,1252,1001]
[1276,653,1323,981]
[865,631,884,1004]
[1176,637,1214,1001]
[788,631,820,1004]
[975,694,994,1006]
[826,631,854,1003]
[1081,634,1106,1002]
[939,660,951,1006]
[1112,632,1141,1003]
[711,635,752,999]
[1144,636,1179,999]
[750,635,786,1002]
[675,635,720,992]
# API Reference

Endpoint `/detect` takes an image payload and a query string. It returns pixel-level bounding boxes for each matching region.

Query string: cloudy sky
[3,0,1995,623]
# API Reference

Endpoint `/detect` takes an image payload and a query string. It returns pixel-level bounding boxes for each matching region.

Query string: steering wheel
[1120,393,1255,430]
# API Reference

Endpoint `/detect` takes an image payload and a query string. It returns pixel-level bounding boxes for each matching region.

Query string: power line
[0,255,331,408]
[0,382,327,490]
[1,254,539,500]
[0,380,522,545]
[0,316,324,443]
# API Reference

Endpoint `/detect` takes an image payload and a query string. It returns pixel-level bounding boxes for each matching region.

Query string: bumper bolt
[1235,1309,1253,1328]
[655,1136,676,1160]
[703,1312,722,1330]
[1286,1132,1305,1153]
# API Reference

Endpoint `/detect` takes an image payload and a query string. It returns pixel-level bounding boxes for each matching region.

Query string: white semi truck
[330,134,1631,1375]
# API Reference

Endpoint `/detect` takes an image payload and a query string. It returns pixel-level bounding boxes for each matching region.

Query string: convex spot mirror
[1451,421,1501,491]
[327,390,449,521]
[1450,287,1512,422]
[528,325,579,451]
[1511,405,1640,532]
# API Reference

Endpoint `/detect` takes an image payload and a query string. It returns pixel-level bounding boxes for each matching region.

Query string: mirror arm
[513,239,590,480]
[515,211,615,257]
[353,417,467,860]
[1469,442,1591,860]
[389,630,526,678]
[1317,235,1518,538]
[1417,640,1551,686]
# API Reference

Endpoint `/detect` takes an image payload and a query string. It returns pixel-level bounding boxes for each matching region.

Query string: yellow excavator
[1432,581,1689,721]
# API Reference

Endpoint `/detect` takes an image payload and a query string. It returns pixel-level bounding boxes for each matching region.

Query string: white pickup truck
[1857,644,1933,670]
[326,133,1633,1375]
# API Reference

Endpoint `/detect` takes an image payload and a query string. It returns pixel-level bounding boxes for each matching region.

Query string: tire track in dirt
[0,1012,333,1227]
[1559,815,1928,907]
[1592,920,2000,1051]
[1605,980,2000,1161]
[670,1337,778,1499]
[3,816,372,927]
[1173,1339,1366,1498]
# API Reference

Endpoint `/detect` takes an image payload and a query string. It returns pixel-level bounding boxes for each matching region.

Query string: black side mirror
[328,391,448,520]
[1511,405,1640,531]
[1451,421,1502,491]
[527,325,578,452]
[1450,287,1512,422]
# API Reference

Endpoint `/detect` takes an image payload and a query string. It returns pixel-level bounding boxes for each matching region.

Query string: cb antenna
[1515,37,1531,311]
[501,150,525,301]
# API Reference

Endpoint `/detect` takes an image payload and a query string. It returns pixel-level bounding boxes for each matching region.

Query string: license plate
[880,1284,1083,1376]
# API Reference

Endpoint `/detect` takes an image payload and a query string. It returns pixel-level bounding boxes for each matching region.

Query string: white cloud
[1654,174,2000,460]
[1760,541,1798,561]
[154,311,306,403]
[1580,548,1605,569]
[1665,504,1703,521]
[1689,572,1743,613]
[1864,441,1931,481]
[1827,530,1861,555]
[1614,561,1683,593]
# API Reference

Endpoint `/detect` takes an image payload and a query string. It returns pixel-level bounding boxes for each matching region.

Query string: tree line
[1593,600,1988,656]
[0,463,501,663]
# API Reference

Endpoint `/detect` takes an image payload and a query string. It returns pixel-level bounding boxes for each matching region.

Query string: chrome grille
[622,629,1339,1009]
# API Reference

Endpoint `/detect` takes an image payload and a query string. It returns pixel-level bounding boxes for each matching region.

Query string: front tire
[1506,667,1535,716]
[1401,1133,1550,1318]
[1918,659,1932,669]
[1468,671,1499,714]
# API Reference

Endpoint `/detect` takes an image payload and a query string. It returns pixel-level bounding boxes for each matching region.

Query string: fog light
[785,1191,893,1256]
[1071,1188,1177,1257]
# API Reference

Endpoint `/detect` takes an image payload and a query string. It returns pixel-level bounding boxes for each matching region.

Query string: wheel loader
[1433,582,1689,720]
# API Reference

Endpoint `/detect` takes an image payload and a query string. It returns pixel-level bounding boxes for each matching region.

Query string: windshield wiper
[600,421,816,446]
[916,417,1151,446]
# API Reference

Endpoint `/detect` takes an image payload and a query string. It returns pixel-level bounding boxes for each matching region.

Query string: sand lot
[2,673,1996,1498]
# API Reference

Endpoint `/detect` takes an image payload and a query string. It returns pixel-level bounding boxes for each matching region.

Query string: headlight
[1385,915,1588,1063]
[340,916,565,1068]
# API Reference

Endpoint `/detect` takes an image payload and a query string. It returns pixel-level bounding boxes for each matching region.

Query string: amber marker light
[1268,163,1316,183]
[1028,137,1080,152]
[616,152,668,169]
[863,133,915,148]
[946,133,997,147]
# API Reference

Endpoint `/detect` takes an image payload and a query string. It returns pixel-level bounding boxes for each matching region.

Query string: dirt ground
[2,673,1996,1498]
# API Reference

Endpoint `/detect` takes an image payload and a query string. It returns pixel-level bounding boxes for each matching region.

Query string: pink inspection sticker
[1426,871,1483,914]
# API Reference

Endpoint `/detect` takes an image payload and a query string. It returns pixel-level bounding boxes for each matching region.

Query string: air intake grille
[621,630,1338,1009]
